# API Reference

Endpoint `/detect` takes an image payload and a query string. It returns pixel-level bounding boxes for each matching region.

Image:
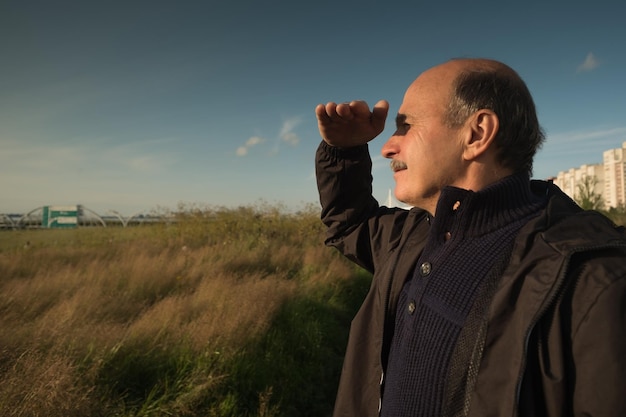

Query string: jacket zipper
[382,211,428,326]
[379,210,429,416]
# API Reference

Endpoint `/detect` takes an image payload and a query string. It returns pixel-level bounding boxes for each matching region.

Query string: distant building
[553,141,626,210]
[554,163,605,206]
[603,142,626,208]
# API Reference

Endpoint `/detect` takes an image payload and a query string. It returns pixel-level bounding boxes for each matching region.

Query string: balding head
[440,58,545,175]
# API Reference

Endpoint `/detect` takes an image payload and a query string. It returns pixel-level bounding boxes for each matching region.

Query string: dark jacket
[315,141,626,417]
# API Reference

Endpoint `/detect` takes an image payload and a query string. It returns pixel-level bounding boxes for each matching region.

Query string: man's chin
[391,190,412,207]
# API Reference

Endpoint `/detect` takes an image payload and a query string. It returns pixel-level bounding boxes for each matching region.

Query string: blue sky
[2,1,625,215]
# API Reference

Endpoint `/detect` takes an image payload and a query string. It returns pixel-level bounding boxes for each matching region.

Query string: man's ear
[462,110,499,161]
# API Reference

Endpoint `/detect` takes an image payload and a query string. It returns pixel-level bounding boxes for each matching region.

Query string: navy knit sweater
[380,174,547,417]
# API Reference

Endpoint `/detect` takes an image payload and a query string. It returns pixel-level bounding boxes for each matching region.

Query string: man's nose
[381,135,399,159]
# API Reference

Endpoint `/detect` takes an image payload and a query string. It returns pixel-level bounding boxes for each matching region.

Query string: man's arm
[315,99,408,273]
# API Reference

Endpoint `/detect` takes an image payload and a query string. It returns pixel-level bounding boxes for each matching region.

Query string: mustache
[390,159,407,172]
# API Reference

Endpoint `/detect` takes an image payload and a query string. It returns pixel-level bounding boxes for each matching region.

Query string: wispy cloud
[0,137,182,213]
[102,138,180,173]
[546,126,626,143]
[236,136,264,156]
[536,126,626,177]
[239,117,303,156]
[0,137,179,177]
[1,141,84,172]
[279,117,302,146]
[359,130,625,183]
[125,155,167,173]
[577,52,600,73]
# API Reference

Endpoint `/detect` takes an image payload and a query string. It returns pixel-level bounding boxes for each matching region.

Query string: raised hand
[315,100,389,148]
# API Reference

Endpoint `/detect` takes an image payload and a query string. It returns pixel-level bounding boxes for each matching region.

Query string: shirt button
[420,262,432,276]
[408,301,416,314]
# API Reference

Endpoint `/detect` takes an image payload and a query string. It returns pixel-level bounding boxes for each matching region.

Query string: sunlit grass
[0,204,369,417]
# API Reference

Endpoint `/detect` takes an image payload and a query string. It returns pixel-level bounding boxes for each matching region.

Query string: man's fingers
[316,99,388,129]
[373,100,390,113]
[372,100,390,124]
[325,102,339,118]
[335,102,354,119]
[316,102,340,123]
[315,103,326,117]
[315,103,331,122]
[349,100,371,118]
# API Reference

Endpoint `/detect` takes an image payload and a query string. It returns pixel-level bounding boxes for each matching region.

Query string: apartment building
[553,142,626,209]
[554,163,605,206]
[603,142,626,208]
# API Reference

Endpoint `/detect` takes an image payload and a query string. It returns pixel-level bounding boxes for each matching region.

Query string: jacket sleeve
[571,268,626,416]
[315,140,409,273]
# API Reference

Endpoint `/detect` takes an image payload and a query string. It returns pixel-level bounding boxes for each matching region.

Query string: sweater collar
[430,173,546,238]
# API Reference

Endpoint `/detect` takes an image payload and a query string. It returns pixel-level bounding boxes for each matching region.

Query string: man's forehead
[399,85,449,117]
[410,65,458,94]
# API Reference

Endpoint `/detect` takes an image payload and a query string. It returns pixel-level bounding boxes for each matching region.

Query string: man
[315,58,626,417]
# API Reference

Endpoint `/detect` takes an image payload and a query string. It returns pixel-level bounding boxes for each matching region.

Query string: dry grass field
[0,205,370,417]
[4,202,621,417]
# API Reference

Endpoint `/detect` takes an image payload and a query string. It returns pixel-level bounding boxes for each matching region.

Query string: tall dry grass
[0,205,367,417]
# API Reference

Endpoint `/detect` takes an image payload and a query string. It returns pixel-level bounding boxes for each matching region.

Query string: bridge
[0,205,166,230]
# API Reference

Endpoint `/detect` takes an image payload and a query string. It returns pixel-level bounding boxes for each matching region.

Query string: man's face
[381,63,466,214]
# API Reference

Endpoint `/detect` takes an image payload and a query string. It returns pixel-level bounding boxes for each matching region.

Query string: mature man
[315,58,626,417]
